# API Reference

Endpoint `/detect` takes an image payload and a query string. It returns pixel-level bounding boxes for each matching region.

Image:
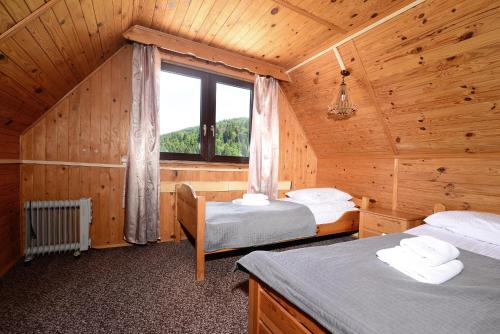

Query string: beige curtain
[124,43,160,245]
[247,75,279,199]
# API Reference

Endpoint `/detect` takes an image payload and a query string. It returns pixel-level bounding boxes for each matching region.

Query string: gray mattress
[237,233,500,334]
[204,200,316,252]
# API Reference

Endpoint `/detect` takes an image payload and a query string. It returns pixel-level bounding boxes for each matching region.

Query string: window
[159,63,253,163]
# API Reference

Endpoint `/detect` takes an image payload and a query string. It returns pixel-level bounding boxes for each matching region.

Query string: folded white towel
[400,235,460,267]
[377,246,463,284]
[232,198,270,206]
[243,193,268,201]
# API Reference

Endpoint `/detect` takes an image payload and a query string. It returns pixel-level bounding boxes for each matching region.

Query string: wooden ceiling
[0,0,499,159]
[282,0,500,158]
[0,0,414,145]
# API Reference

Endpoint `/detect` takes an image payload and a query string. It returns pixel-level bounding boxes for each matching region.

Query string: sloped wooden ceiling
[282,0,500,158]
[1,0,499,159]
[0,0,413,141]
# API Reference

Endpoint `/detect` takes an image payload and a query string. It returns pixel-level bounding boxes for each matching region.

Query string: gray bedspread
[205,200,316,252]
[237,233,500,334]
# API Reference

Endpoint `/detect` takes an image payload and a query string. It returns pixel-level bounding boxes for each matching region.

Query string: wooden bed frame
[247,203,448,334]
[174,183,371,281]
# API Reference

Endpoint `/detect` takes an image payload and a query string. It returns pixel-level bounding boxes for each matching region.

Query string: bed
[238,204,500,334]
[174,183,370,281]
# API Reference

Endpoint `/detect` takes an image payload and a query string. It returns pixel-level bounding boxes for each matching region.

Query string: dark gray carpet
[0,235,354,334]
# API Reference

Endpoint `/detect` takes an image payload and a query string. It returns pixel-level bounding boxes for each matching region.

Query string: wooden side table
[359,208,424,238]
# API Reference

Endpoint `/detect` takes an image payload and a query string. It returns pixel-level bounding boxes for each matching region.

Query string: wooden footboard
[249,274,328,334]
[316,196,369,236]
[175,184,206,281]
[316,210,359,236]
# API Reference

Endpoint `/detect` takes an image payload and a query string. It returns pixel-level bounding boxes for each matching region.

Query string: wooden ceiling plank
[0,47,58,106]
[24,18,79,86]
[244,0,317,54]
[169,0,195,36]
[121,0,134,33]
[123,25,290,81]
[3,34,66,97]
[14,31,71,91]
[111,0,125,53]
[0,71,50,113]
[79,0,104,62]
[160,0,182,33]
[198,0,242,45]
[0,39,63,104]
[38,7,87,79]
[150,0,169,31]
[137,0,156,27]
[176,0,206,37]
[285,0,425,71]
[64,0,99,68]
[0,0,61,41]
[211,0,266,49]
[225,1,275,51]
[0,3,15,35]
[249,3,336,64]
[92,0,115,57]
[22,0,45,12]
[204,0,252,46]
[235,0,298,55]
[192,0,230,42]
[52,1,93,73]
[270,0,347,34]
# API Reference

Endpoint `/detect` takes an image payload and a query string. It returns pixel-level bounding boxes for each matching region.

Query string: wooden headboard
[433,203,447,213]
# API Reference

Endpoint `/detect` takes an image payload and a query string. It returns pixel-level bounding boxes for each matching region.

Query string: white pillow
[424,211,500,246]
[286,188,352,203]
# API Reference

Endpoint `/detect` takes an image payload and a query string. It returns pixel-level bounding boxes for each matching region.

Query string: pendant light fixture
[327,69,357,120]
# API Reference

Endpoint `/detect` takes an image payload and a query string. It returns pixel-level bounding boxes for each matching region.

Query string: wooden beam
[270,0,347,34]
[123,25,291,82]
[0,0,62,41]
[350,40,399,155]
[159,50,255,83]
[161,181,292,193]
[392,158,399,210]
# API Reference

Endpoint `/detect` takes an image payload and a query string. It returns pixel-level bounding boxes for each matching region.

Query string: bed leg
[195,249,205,281]
[248,275,259,334]
[174,219,181,242]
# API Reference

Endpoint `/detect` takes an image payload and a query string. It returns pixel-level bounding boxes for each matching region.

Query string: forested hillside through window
[160,117,250,157]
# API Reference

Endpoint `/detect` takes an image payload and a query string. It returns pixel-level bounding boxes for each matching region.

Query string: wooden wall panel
[278,88,317,188]
[396,157,500,215]
[317,157,394,209]
[18,45,316,249]
[0,163,19,276]
[318,155,500,217]
[0,126,20,275]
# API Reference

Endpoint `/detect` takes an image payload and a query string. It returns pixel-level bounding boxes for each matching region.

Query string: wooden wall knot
[436,167,446,173]
[458,31,474,41]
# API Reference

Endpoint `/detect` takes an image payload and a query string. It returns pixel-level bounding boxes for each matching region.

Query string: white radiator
[24,199,92,262]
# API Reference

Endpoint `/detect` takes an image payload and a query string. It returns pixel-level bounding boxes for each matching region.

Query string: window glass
[158,63,253,163]
[215,82,252,157]
[159,71,201,154]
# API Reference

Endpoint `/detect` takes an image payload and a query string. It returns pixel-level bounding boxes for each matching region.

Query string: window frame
[159,62,253,164]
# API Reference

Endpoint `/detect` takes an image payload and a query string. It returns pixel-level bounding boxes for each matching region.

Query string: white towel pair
[400,235,460,266]
[376,236,463,284]
[232,193,270,206]
[243,193,268,201]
